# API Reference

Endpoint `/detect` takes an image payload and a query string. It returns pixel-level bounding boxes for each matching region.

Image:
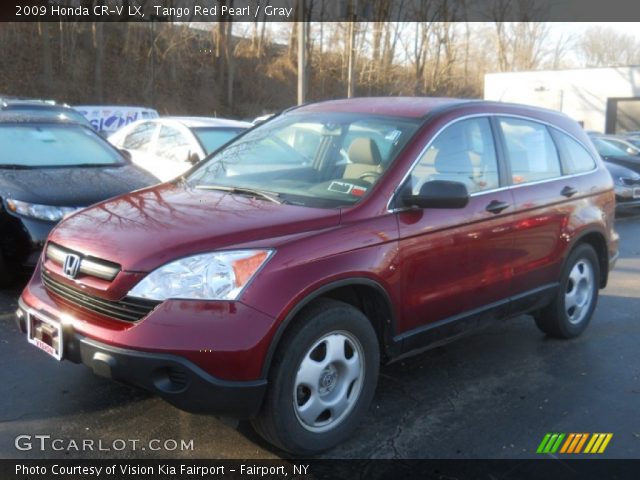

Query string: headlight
[128,250,273,301]
[5,199,79,221]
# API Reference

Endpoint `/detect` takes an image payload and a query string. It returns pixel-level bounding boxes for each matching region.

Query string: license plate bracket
[27,310,63,361]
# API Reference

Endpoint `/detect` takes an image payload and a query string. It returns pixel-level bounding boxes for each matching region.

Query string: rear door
[397,116,516,335]
[121,121,159,176]
[495,117,578,300]
[153,125,200,181]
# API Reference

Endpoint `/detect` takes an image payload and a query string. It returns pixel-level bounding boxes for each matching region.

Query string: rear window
[555,132,597,174]
[499,118,561,184]
[0,123,123,167]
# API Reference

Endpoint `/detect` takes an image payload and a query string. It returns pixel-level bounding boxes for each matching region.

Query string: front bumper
[16,301,267,418]
[615,186,640,210]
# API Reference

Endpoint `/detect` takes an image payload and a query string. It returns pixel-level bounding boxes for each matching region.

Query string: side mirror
[119,149,132,162]
[187,151,200,165]
[402,180,470,209]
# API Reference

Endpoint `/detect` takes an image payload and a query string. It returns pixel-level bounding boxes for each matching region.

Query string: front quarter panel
[240,213,401,333]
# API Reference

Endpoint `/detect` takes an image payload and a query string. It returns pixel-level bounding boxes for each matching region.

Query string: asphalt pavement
[1,214,639,459]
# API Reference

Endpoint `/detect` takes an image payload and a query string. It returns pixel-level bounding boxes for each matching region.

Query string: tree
[578,26,640,67]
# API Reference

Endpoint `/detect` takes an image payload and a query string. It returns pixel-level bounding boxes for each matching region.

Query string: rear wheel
[534,244,600,338]
[252,299,379,455]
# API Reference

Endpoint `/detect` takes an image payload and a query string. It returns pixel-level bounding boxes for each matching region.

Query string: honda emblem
[62,254,81,279]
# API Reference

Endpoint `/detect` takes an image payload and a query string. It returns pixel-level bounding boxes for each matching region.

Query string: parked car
[590,137,640,173]
[108,117,251,182]
[0,113,156,286]
[603,161,640,211]
[1,99,94,130]
[621,133,640,149]
[73,105,158,136]
[589,134,640,156]
[16,98,618,454]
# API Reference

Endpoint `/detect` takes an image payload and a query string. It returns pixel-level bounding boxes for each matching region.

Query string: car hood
[603,161,640,179]
[49,182,342,272]
[601,155,640,174]
[0,165,156,207]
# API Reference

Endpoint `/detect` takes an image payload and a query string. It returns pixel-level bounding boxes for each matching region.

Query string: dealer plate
[27,310,63,361]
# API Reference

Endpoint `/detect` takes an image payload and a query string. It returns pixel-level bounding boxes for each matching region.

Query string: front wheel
[252,299,379,455]
[534,244,600,338]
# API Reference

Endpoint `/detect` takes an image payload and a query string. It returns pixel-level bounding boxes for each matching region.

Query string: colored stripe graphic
[537,433,565,453]
[539,433,614,454]
[584,433,613,454]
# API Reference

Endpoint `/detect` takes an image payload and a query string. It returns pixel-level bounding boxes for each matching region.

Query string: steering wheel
[358,172,381,183]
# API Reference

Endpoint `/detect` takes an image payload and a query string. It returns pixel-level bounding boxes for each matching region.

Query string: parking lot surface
[1,214,639,459]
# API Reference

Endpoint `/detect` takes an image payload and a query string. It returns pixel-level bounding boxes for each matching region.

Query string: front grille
[46,243,121,281]
[42,271,159,322]
[622,177,640,186]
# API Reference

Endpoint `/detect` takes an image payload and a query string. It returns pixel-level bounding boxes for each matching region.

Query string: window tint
[157,126,191,162]
[123,122,155,151]
[410,117,499,195]
[499,118,561,184]
[555,132,597,174]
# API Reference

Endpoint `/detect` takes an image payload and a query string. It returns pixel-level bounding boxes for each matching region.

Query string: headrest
[348,137,382,165]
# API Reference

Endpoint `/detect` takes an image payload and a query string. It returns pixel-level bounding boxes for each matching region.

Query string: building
[484,66,640,134]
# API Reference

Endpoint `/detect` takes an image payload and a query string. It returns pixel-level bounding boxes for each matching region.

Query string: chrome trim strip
[46,244,120,281]
[387,112,600,213]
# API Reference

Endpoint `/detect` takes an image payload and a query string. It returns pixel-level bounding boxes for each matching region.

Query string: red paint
[20,98,618,382]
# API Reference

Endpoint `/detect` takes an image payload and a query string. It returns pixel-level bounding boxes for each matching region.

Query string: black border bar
[2,459,640,480]
[2,0,640,22]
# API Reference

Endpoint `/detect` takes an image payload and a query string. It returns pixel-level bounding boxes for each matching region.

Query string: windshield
[2,105,91,127]
[187,112,420,208]
[592,138,628,157]
[0,123,125,167]
[192,127,246,154]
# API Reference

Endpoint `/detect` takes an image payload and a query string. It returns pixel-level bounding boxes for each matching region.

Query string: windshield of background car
[2,106,92,127]
[592,138,629,157]
[0,123,124,167]
[192,127,247,154]
[187,112,420,208]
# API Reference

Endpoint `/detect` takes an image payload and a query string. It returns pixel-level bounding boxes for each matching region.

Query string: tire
[252,298,380,455]
[534,244,600,339]
[0,250,15,288]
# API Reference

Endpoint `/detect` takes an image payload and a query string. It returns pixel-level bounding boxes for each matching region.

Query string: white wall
[484,67,640,132]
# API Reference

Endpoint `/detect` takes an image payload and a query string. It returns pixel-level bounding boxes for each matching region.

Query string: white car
[108,117,251,182]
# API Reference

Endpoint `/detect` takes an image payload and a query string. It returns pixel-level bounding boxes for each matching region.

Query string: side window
[157,126,192,162]
[499,118,561,184]
[410,117,499,195]
[123,122,155,151]
[555,132,597,174]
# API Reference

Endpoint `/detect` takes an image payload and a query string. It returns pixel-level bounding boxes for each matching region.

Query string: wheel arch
[260,277,398,379]
[569,228,609,288]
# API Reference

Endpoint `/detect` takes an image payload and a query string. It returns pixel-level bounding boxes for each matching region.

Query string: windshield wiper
[195,185,283,204]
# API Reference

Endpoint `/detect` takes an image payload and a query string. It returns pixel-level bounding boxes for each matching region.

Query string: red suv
[17,98,618,454]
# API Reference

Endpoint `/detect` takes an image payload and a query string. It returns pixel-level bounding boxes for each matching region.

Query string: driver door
[397,116,516,337]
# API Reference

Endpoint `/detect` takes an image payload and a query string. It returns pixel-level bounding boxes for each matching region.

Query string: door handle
[485,200,510,214]
[561,186,577,198]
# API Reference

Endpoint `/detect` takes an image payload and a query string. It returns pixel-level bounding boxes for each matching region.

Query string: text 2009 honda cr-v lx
[17,98,618,454]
